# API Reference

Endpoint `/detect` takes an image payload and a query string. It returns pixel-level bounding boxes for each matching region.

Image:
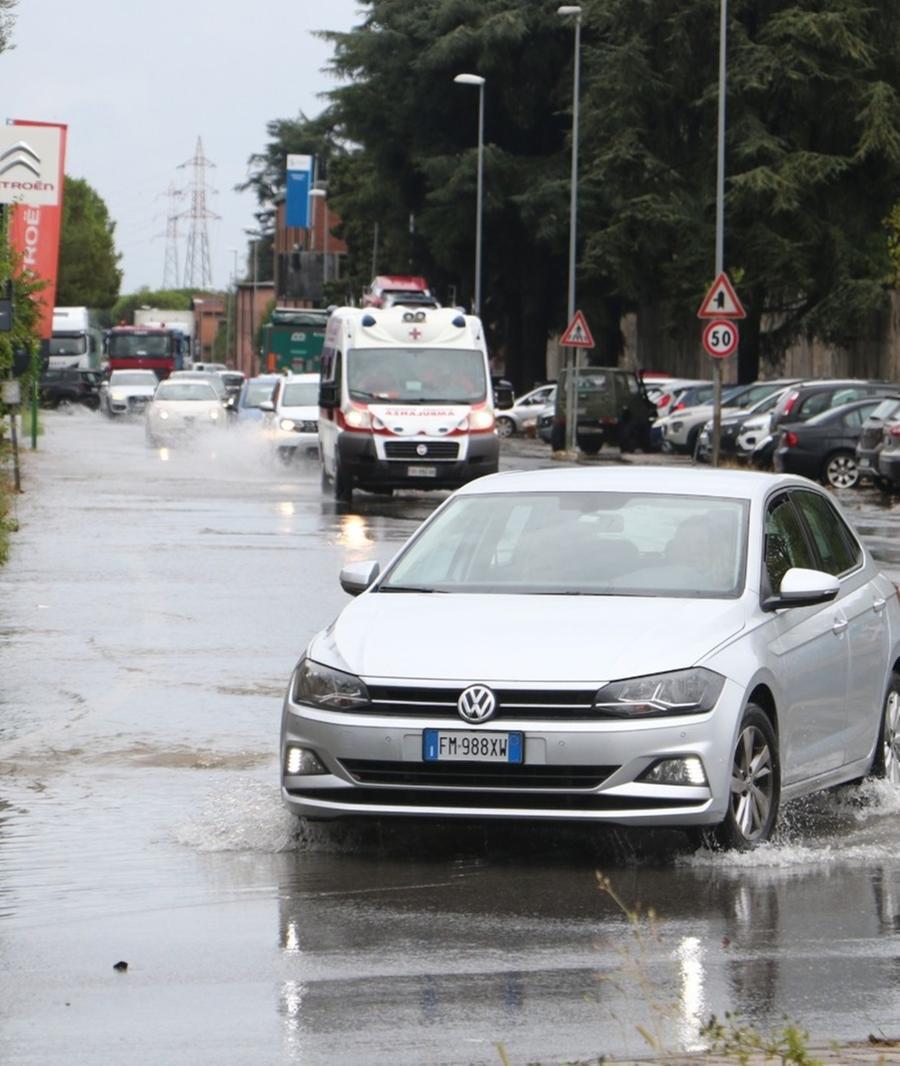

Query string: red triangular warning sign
[560,310,595,348]
[697,273,746,319]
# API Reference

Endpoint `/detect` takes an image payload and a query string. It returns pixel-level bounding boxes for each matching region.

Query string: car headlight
[671,421,683,433]
[159,410,169,420]
[593,668,724,718]
[279,418,294,431]
[292,658,370,710]
[209,410,220,420]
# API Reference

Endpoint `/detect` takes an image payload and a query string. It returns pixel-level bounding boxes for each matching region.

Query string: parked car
[260,372,320,463]
[234,374,281,424]
[99,369,158,417]
[753,379,900,469]
[876,420,900,491]
[657,380,794,456]
[773,397,896,488]
[695,385,796,463]
[646,379,712,420]
[280,466,900,849]
[144,379,227,446]
[38,367,103,410]
[856,396,900,486]
[495,384,556,439]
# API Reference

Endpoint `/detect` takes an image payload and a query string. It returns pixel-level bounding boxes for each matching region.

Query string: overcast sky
[1,0,363,293]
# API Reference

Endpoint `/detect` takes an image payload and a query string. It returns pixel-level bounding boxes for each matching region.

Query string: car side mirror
[319,383,338,409]
[762,567,840,612]
[339,560,380,597]
[259,400,275,413]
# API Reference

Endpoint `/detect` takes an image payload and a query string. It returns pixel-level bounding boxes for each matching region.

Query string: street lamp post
[558,4,582,455]
[453,73,485,316]
[711,0,728,467]
[226,246,238,368]
[310,187,328,295]
[244,228,262,372]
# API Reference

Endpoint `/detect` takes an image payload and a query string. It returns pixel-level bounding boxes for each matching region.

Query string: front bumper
[338,432,499,491]
[279,681,742,828]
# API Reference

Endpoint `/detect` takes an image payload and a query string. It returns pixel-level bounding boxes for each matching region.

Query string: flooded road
[1,411,899,1065]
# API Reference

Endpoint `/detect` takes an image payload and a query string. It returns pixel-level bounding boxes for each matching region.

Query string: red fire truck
[104,326,188,380]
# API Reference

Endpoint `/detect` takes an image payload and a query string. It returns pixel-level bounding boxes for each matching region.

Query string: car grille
[288,786,705,812]
[339,758,615,790]
[365,684,600,720]
[383,441,460,460]
[292,420,318,433]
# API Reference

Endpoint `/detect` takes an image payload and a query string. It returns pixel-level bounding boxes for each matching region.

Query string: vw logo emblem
[416,443,428,457]
[457,684,497,724]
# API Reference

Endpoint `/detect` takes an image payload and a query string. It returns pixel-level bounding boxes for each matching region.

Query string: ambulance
[318,306,499,501]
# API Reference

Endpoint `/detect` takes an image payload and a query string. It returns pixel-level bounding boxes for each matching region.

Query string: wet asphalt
[0,410,899,1065]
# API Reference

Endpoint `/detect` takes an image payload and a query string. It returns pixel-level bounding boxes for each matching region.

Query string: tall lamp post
[244,228,263,373]
[226,246,238,368]
[309,187,328,297]
[453,73,485,316]
[558,4,582,454]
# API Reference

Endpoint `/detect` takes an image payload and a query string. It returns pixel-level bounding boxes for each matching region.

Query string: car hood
[368,403,470,437]
[150,400,220,416]
[110,386,155,400]
[278,405,318,420]
[310,593,746,683]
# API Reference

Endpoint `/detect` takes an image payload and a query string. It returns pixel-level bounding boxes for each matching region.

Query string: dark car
[876,419,900,491]
[38,368,103,410]
[551,367,657,453]
[753,379,900,469]
[856,396,900,486]
[773,397,897,488]
[491,377,514,411]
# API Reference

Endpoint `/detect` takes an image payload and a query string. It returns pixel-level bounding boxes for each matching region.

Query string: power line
[160,181,184,289]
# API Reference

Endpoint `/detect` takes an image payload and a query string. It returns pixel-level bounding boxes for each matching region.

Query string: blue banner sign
[286,154,313,228]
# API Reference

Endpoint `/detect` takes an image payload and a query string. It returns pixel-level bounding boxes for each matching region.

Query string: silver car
[495,384,556,439]
[145,379,226,446]
[280,467,900,848]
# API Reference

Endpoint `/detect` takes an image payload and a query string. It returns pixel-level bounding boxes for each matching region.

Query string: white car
[145,379,226,446]
[100,369,158,416]
[261,373,320,463]
[495,384,556,439]
[280,466,900,849]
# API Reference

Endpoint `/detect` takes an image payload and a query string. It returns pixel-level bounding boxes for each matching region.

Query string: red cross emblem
[409,327,422,340]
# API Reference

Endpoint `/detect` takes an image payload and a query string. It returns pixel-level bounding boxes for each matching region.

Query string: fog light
[641,757,707,786]
[285,746,327,775]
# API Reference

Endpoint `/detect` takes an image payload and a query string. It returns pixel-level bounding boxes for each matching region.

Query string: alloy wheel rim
[496,418,514,438]
[884,691,900,784]
[827,455,858,489]
[730,725,774,841]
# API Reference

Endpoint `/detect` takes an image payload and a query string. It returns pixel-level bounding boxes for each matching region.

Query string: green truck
[260,307,330,374]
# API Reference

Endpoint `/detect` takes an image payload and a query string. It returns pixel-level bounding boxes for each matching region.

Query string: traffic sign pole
[559,311,595,454]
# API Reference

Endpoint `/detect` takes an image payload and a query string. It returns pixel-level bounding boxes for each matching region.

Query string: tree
[0,0,15,56]
[579,0,900,379]
[57,176,122,309]
[105,288,195,328]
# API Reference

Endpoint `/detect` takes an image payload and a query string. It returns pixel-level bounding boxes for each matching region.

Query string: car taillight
[782,390,800,417]
[783,430,799,447]
[658,393,671,407]
[889,425,900,438]
[672,401,685,412]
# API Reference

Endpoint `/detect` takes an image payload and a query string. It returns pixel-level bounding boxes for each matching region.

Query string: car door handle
[873,597,887,613]
[832,616,849,634]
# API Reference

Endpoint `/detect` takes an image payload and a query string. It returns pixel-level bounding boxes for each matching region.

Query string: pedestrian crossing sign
[560,310,595,348]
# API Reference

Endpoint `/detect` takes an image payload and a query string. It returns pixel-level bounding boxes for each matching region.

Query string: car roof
[456,466,815,504]
[281,372,320,383]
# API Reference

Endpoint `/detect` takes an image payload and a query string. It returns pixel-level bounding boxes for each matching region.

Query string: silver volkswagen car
[280,467,900,848]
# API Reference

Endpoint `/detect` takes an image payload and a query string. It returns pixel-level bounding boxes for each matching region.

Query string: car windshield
[281,382,319,406]
[347,348,486,404]
[110,372,156,386]
[243,381,276,407]
[381,491,749,598]
[155,383,217,402]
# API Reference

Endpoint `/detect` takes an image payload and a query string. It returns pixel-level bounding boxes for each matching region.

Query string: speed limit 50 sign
[702,319,739,359]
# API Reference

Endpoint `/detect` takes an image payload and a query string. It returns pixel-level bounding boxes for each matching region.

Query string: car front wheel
[712,704,780,849]
[870,674,900,784]
[823,450,859,489]
[496,416,515,439]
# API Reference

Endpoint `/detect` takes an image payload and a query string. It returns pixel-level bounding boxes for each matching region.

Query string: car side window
[796,392,831,420]
[792,490,860,576]
[764,495,815,592]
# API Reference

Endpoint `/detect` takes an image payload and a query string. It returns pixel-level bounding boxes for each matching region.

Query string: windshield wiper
[379,584,442,593]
